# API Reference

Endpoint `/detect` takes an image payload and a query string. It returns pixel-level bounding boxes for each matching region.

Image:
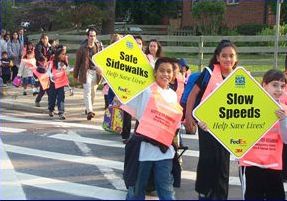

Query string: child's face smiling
[155,62,173,89]
[263,80,286,101]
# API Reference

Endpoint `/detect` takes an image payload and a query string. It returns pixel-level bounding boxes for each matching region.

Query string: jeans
[134,159,174,200]
[48,83,65,114]
[83,69,98,113]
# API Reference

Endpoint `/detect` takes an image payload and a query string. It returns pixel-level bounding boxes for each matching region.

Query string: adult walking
[73,27,103,120]
[34,33,52,107]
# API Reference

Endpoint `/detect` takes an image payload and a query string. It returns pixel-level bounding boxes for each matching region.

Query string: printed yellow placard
[193,67,280,158]
[92,35,154,104]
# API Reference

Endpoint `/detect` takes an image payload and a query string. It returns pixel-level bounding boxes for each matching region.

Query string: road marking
[0,114,235,161]
[0,127,26,133]
[0,115,104,130]
[0,138,26,200]
[68,130,94,156]
[49,134,236,161]
[4,144,123,170]
[16,172,126,200]
[67,130,126,191]
[3,144,244,187]
[3,140,287,193]
[50,134,124,148]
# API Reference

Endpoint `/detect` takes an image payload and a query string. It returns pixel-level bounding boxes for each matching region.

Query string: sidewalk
[0,85,106,124]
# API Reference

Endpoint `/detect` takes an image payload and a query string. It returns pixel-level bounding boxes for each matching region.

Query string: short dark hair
[154,57,176,72]
[134,35,143,41]
[86,27,97,36]
[1,51,8,56]
[262,69,287,85]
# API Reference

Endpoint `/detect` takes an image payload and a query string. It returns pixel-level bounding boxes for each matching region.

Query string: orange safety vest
[239,103,287,170]
[201,64,223,102]
[33,69,50,90]
[136,83,183,147]
[175,74,185,103]
[51,63,69,89]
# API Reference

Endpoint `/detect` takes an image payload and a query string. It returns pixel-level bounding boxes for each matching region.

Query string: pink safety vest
[175,74,185,103]
[201,64,224,102]
[239,103,287,170]
[136,83,183,147]
[52,63,69,89]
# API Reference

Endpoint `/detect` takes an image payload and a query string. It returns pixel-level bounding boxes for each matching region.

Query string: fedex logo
[230,139,246,145]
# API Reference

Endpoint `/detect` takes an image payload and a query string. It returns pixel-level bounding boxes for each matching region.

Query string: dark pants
[2,74,11,84]
[48,83,65,114]
[195,128,230,200]
[104,95,109,109]
[121,111,132,140]
[244,166,285,200]
[35,85,46,103]
[11,65,18,81]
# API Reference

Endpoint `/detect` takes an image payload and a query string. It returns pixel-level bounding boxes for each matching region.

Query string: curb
[0,101,47,114]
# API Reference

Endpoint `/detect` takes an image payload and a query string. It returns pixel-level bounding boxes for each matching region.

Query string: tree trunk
[101,0,115,34]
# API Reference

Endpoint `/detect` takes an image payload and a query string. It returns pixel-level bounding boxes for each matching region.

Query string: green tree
[2,0,16,31]
[116,0,180,24]
[192,0,226,35]
[267,0,287,24]
[101,0,116,34]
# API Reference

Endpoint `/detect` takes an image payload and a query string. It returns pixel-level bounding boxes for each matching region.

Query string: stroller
[172,126,189,187]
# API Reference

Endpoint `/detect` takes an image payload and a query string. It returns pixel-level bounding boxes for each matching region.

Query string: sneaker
[23,91,27,96]
[87,112,95,120]
[49,111,54,117]
[59,113,66,120]
[32,90,39,96]
[35,102,40,107]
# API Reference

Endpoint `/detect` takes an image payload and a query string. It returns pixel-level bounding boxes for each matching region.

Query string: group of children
[2,31,286,199]
[0,32,70,120]
[119,39,287,200]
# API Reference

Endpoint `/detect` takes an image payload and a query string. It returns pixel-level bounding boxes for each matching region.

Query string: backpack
[180,67,212,106]
[180,72,201,106]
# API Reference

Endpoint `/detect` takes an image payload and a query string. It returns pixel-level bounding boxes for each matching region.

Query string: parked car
[21,21,30,28]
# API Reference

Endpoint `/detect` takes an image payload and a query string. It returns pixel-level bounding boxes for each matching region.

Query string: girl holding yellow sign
[185,40,238,200]
[239,69,287,200]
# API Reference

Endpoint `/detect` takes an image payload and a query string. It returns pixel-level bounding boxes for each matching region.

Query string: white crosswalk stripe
[0,138,26,200]
[0,127,26,133]
[16,172,126,200]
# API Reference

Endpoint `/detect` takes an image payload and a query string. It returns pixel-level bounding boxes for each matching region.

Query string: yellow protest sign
[92,35,154,104]
[193,67,280,158]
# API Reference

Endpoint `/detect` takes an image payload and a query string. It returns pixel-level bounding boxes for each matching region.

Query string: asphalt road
[1,109,286,200]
